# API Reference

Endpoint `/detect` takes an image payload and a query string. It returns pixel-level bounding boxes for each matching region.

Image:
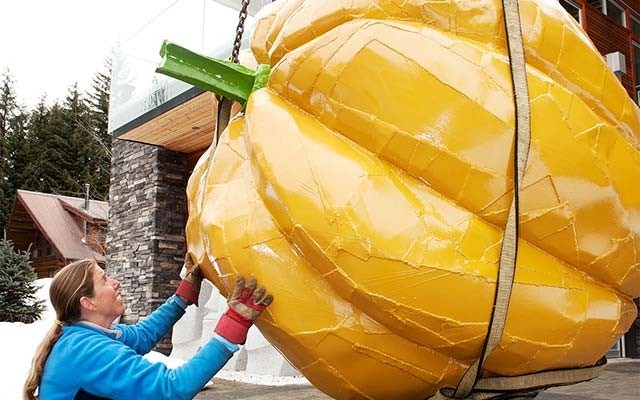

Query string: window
[634,42,640,105]
[606,0,626,26]
[587,0,604,12]
[560,0,582,24]
[588,0,627,27]
[632,15,640,36]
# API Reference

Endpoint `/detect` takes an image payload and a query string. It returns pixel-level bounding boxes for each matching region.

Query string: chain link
[231,0,251,63]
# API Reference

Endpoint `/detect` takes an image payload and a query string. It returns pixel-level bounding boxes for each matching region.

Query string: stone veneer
[106,138,188,354]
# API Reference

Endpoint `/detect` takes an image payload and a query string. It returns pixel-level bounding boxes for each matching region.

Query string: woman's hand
[175,253,202,305]
[214,275,274,344]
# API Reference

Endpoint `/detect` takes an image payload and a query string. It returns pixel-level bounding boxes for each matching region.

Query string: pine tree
[0,239,44,323]
[17,98,51,193]
[5,109,29,193]
[87,58,111,140]
[0,61,113,208]
[0,69,20,229]
[61,84,91,196]
[86,59,112,200]
[44,101,77,194]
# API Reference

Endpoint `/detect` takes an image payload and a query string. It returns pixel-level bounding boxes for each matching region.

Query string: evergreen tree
[0,68,17,139]
[0,60,113,213]
[87,58,111,140]
[61,84,92,196]
[5,108,29,193]
[44,101,77,194]
[0,239,44,323]
[17,98,51,193]
[0,69,20,229]
[17,97,76,195]
[86,59,112,200]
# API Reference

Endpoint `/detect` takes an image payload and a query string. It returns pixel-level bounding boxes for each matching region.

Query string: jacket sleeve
[114,295,187,354]
[77,333,239,400]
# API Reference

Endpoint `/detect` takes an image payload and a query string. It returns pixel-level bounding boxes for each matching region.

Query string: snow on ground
[0,278,55,399]
[0,278,308,399]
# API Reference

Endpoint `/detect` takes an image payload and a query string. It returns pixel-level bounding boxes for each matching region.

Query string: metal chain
[216,0,251,143]
[231,0,251,63]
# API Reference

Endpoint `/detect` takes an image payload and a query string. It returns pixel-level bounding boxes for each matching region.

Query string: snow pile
[0,278,55,399]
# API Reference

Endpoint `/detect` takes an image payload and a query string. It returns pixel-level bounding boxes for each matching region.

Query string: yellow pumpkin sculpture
[165,0,640,398]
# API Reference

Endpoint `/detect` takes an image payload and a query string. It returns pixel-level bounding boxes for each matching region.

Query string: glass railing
[109,0,273,135]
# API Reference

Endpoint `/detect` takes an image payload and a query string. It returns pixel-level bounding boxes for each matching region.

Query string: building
[559,0,640,103]
[5,190,108,277]
[107,0,640,357]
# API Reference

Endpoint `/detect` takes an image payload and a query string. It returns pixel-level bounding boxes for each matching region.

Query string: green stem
[156,40,271,105]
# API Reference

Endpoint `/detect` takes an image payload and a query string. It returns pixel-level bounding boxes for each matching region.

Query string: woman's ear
[79,296,96,311]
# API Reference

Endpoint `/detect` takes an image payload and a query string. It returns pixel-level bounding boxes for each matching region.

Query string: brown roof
[14,190,108,262]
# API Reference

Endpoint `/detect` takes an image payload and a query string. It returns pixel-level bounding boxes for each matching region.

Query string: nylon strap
[452,0,531,394]
[430,0,532,397]
[428,1,605,398]
[429,358,606,400]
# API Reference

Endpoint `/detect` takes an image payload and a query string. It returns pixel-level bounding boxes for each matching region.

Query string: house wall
[67,213,108,259]
[567,0,640,102]
[106,138,188,354]
[585,4,635,94]
[86,223,108,259]
[6,206,63,278]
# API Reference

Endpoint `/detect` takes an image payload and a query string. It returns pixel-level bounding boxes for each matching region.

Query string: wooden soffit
[118,92,218,154]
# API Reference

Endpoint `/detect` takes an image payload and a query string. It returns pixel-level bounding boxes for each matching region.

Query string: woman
[23,257,273,400]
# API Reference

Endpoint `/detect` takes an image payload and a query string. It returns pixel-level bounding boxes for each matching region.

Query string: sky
[0,0,176,108]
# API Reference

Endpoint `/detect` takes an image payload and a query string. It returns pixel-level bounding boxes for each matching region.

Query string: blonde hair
[23,260,97,400]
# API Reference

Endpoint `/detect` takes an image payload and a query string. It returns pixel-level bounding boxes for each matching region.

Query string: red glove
[214,275,274,344]
[176,253,202,305]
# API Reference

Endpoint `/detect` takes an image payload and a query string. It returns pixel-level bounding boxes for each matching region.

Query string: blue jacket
[40,295,238,400]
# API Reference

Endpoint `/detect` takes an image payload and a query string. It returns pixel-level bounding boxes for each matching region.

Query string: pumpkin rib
[254,0,640,150]
[265,17,640,297]
[189,119,471,399]
[240,87,635,375]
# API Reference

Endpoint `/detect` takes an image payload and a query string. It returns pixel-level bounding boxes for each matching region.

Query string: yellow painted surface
[186,1,640,398]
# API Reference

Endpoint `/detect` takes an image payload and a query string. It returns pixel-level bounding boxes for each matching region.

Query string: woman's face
[89,266,125,323]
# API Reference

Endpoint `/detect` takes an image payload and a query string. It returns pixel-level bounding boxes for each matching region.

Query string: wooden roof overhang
[114,88,218,154]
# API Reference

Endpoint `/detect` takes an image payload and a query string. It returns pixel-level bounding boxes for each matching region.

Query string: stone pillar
[106,138,188,354]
